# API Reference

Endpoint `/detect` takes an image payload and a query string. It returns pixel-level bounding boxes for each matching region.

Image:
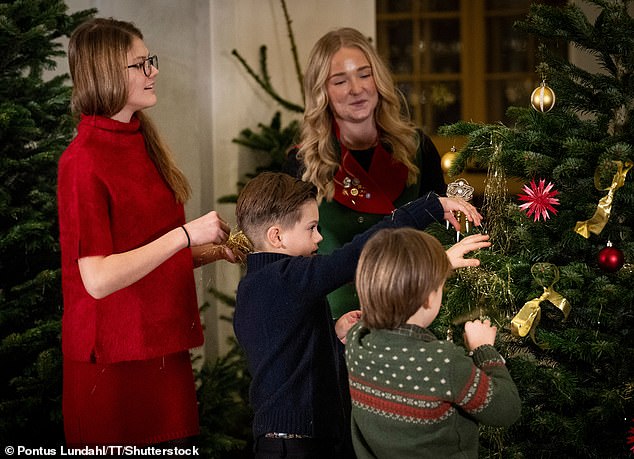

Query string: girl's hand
[183,211,230,246]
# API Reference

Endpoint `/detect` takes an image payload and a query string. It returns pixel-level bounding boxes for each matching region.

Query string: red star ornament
[517,179,560,221]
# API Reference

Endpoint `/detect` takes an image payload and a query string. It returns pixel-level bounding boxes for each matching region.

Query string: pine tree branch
[280,0,304,101]
[231,48,304,113]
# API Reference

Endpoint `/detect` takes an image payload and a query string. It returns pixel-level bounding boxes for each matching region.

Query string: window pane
[421,80,461,131]
[382,21,413,74]
[421,0,460,12]
[377,0,412,13]
[485,78,534,123]
[424,19,461,73]
[486,0,530,9]
[397,81,415,118]
[486,15,531,72]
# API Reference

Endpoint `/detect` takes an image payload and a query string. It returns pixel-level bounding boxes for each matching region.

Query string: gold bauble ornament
[441,146,457,173]
[530,81,556,112]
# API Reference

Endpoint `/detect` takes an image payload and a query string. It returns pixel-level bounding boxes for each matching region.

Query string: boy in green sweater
[346,227,521,459]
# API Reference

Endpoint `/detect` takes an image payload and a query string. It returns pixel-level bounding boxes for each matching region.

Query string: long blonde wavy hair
[68,18,191,204]
[298,27,420,201]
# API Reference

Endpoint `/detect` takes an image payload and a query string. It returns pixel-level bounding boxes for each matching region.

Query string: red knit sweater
[57,115,203,363]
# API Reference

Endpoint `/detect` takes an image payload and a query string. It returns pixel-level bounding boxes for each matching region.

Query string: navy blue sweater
[233,193,444,442]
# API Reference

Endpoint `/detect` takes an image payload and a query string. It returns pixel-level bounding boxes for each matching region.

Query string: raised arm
[453,319,521,427]
[446,233,491,268]
[438,196,483,231]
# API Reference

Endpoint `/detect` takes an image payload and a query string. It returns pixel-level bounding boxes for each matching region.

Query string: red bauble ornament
[597,241,624,273]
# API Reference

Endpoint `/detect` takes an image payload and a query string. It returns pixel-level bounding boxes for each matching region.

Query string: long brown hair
[68,18,191,203]
[356,228,451,329]
[298,27,420,201]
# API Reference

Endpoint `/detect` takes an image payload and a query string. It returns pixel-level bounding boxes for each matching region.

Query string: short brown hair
[356,228,451,329]
[236,172,317,249]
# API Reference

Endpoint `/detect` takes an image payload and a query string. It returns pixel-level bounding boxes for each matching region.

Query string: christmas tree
[432,1,634,457]
[0,0,94,445]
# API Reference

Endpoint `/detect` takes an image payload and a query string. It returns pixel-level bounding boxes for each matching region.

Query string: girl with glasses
[58,17,239,447]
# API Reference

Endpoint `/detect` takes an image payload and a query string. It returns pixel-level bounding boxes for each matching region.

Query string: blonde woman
[285,27,446,318]
[58,18,237,446]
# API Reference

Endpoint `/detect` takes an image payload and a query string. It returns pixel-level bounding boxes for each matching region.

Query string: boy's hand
[335,310,362,344]
[438,197,483,231]
[463,319,497,351]
[446,233,491,269]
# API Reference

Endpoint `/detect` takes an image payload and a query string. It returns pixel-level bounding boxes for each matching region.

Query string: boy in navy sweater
[233,172,490,458]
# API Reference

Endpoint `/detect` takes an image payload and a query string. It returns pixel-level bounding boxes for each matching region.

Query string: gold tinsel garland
[450,264,514,327]
[198,229,254,265]
[447,137,515,330]
[481,140,512,252]
[224,230,254,254]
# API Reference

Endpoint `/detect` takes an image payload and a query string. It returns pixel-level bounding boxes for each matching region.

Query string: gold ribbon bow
[574,160,633,238]
[511,263,571,345]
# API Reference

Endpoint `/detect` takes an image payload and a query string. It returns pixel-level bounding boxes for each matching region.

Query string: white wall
[62,0,374,361]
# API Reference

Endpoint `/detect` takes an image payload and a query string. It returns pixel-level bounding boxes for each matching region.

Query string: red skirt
[63,351,199,446]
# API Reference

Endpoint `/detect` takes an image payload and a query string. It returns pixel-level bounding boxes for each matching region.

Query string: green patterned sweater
[345,322,521,459]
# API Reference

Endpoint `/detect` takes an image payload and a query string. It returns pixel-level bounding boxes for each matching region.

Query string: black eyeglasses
[127,55,158,77]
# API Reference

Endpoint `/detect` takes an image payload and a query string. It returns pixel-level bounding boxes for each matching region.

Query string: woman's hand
[446,233,491,269]
[438,197,483,231]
